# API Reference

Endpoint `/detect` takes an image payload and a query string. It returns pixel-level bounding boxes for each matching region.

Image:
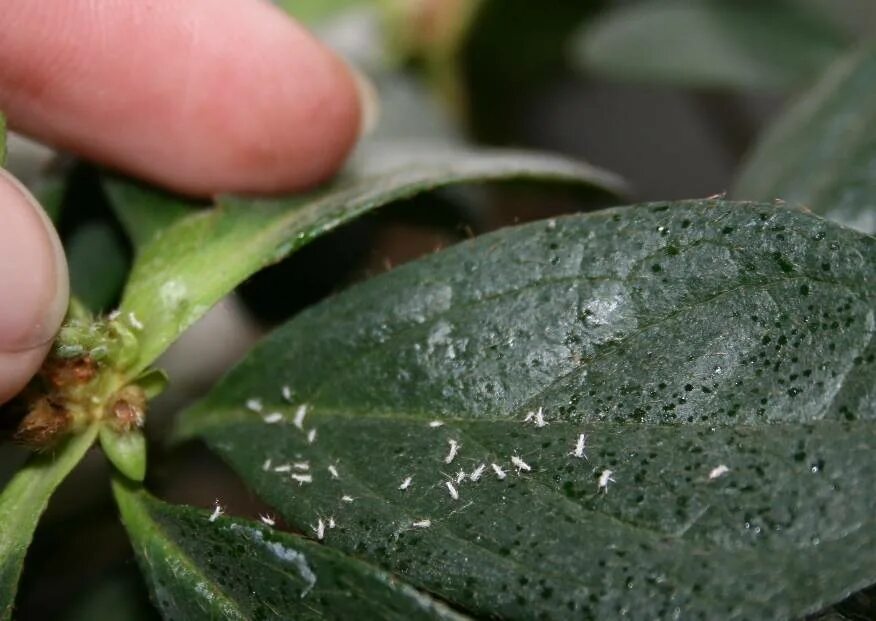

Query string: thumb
[0,169,68,404]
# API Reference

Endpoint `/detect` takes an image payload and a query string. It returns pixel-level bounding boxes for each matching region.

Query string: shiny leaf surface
[114,482,465,620]
[116,145,623,378]
[178,201,876,619]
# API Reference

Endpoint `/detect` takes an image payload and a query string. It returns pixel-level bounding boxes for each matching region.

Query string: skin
[0,0,364,404]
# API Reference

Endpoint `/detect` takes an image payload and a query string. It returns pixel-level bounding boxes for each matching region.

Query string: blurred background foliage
[2,0,875,617]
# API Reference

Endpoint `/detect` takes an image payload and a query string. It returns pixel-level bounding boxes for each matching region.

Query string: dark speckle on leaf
[176,201,876,621]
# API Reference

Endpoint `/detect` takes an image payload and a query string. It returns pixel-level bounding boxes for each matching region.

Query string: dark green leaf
[65,221,129,312]
[733,47,876,234]
[116,145,624,378]
[113,481,465,620]
[102,178,194,252]
[0,426,98,620]
[573,1,846,90]
[178,201,876,619]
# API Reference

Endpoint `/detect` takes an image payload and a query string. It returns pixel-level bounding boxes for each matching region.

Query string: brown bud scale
[14,397,73,449]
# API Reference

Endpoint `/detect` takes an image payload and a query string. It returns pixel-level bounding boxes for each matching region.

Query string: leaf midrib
[197,408,874,434]
[224,417,633,594]
[210,413,875,552]
[206,409,875,616]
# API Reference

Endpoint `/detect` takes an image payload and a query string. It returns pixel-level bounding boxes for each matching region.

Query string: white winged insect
[469,464,486,481]
[491,463,507,480]
[570,433,588,460]
[709,464,730,480]
[208,501,224,522]
[511,455,531,473]
[444,439,460,464]
[597,469,615,493]
[313,518,326,540]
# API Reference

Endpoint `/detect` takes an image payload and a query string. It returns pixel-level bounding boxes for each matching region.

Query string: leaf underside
[0,427,98,620]
[114,482,465,620]
[733,47,876,235]
[178,201,875,619]
[102,179,195,252]
[112,145,624,378]
[574,0,845,90]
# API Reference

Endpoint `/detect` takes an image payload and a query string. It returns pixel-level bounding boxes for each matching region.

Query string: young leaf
[101,178,195,252]
[733,47,876,234]
[0,425,99,620]
[115,146,624,378]
[99,425,146,482]
[177,201,876,619]
[112,481,465,620]
[573,1,846,90]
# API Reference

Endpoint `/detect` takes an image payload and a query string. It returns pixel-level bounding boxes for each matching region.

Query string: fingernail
[349,65,380,139]
[0,168,68,353]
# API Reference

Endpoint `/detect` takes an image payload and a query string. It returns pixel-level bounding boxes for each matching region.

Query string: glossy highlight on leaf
[115,145,624,378]
[574,0,846,90]
[0,426,98,620]
[733,46,876,234]
[113,482,465,620]
[178,201,876,619]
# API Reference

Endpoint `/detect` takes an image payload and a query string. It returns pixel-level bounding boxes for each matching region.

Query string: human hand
[0,0,367,403]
